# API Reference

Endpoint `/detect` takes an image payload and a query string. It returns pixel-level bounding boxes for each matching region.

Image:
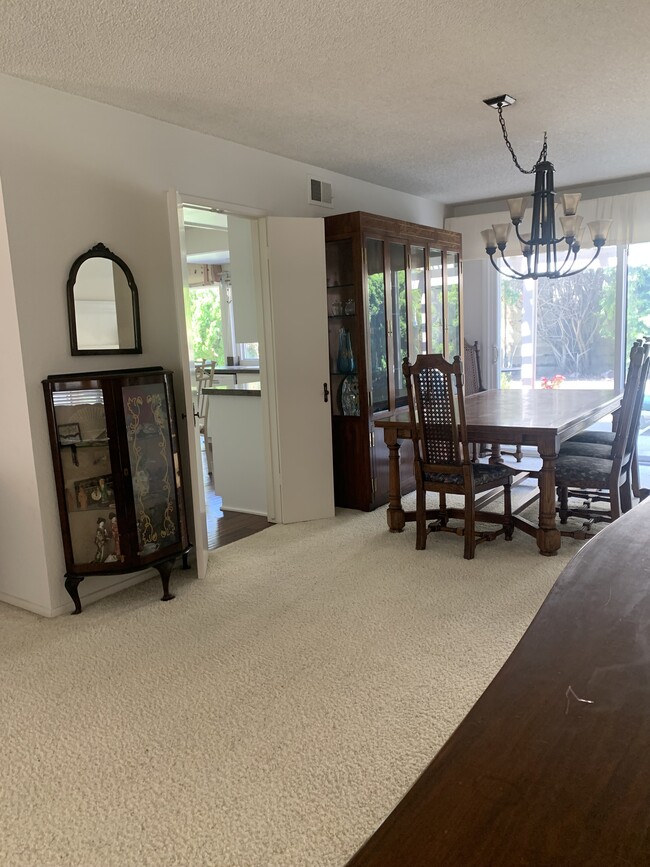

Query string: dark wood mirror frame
[67,242,142,356]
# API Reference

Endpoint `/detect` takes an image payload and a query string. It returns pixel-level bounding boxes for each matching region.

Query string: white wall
[0,73,445,616]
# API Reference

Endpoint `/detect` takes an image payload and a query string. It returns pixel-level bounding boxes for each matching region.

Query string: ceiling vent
[308,177,333,207]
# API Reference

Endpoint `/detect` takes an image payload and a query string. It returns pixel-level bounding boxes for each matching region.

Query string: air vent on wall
[308,177,334,207]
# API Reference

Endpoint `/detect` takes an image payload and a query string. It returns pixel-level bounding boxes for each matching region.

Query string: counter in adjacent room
[202,381,266,515]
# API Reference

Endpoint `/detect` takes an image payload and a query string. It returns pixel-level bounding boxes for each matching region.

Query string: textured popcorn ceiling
[2,0,650,204]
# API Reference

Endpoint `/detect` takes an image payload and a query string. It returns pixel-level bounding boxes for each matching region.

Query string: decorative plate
[340,374,360,416]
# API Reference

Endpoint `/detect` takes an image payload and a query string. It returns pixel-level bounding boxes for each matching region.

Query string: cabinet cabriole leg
[65,575,84,615]
[156,560,175,602]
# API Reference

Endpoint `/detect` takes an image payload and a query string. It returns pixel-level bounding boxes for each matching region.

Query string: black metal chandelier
[481,95,612,281]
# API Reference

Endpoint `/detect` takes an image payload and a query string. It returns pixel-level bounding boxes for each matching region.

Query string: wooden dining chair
[403,354,516,559]
[562,337,650,499]
[554,341,646,529]
[463,339,522,463]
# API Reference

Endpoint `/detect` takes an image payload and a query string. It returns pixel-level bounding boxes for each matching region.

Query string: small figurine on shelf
[94,517,109,563]
[337,328,356,374]
[344,298,356,315]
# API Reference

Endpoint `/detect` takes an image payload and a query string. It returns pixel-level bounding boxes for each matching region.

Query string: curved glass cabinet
[43,367,191,613]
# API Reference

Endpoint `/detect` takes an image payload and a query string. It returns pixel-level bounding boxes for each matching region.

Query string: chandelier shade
[481,96,613,281]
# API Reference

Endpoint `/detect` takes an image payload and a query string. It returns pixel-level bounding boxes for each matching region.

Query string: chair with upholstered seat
[403,353,516,559]
[555,341,646,527]
[562,338,650,499]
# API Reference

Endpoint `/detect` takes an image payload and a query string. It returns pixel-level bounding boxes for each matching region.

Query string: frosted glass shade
[588,220,613,244]
[560,192,582,216]
[519,232,532,256]
[492,223,512,245]
[481,228,497,249]
[560,214,583,240]
[507,196,529,222]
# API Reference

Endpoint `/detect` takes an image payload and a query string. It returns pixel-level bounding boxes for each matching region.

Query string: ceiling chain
[497,104,547,174]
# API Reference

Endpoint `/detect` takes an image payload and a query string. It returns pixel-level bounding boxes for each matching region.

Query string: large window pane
[428,248,444,354]
[627,243,650,463]
[499,247,617,389]
[409,246,427,359]
[366,237,389,412]
[389,242,408,407]
[447,252,460,359]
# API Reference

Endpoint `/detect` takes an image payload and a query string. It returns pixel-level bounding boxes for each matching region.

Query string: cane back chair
[403,354,516,560]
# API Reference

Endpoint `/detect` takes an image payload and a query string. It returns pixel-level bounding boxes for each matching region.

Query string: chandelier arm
[489,251,529,280]
[555,245,577,275]
[513,221,567,248]
[556,247,601,278]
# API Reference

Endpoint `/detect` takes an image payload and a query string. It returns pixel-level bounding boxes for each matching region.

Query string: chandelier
[481,95,612,281]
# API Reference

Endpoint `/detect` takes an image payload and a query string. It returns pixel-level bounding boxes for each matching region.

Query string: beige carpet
[0,490,594,867]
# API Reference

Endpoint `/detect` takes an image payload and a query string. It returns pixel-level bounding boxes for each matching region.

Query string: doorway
[181,203,272,551]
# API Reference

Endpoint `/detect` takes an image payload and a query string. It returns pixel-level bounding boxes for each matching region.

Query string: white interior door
[166,190,208,579]
[257,216,335,523]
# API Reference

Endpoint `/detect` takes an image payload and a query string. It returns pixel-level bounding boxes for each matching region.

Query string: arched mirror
[67,243,142,355]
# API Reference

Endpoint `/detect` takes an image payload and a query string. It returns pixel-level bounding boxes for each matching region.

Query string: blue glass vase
[337,328,355,374]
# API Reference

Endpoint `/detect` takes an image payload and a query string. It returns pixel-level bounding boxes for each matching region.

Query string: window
[499,242,650,463]
[499,246,618,389]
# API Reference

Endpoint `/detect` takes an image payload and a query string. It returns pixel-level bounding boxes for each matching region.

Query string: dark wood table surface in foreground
[375,388,621,555]
[346,495,650,866]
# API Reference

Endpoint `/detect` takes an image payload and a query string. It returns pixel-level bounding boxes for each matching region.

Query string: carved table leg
[155,560,176,602]
[65,575,84,615]
[489,443,504,464]
[385,433,406,532]
[536,440,562,556]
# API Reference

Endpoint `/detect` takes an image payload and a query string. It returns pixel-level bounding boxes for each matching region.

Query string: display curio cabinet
[43,367,191,613]
[324,211,463,510]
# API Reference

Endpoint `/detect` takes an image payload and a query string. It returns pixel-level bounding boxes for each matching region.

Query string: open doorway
[181,204,272,550]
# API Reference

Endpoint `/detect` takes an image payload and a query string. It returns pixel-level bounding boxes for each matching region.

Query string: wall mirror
[67,242,142,355]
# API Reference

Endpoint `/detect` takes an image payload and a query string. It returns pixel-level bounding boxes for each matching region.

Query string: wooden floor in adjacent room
[202,441,272,550]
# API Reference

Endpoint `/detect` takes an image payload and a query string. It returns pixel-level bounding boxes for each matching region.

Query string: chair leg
[463,492,476,560]
[503,482,514,540]
[632,448,641,498]
[621,477,633,513]
[610,485,622,521]
[439,493,448,527]
[415,486,427,550]
[558,486,569,524]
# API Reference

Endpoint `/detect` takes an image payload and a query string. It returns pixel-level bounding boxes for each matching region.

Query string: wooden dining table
[345,494,650,867]
[375,387,621,556]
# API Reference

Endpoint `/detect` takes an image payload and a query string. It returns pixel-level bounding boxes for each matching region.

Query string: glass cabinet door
[366,237,389,413]
[51,386,120,568]
[389,242,408,408]
[122,381,180,558]
[428,248,444,354]
[409,246,427,361]
[447,252,461,359]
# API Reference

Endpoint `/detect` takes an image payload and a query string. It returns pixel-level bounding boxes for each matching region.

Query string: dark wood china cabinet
[324,211,463,510]
[43,367,191,613]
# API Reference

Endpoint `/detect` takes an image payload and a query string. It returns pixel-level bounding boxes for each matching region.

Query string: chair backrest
[611,341,646,463]
[624,338,650,457]
[463,339,486,395]
[403,354,469,469]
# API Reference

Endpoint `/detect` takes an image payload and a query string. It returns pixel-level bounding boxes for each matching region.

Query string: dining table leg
[384,429,406,532]
[536,439,562,556]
